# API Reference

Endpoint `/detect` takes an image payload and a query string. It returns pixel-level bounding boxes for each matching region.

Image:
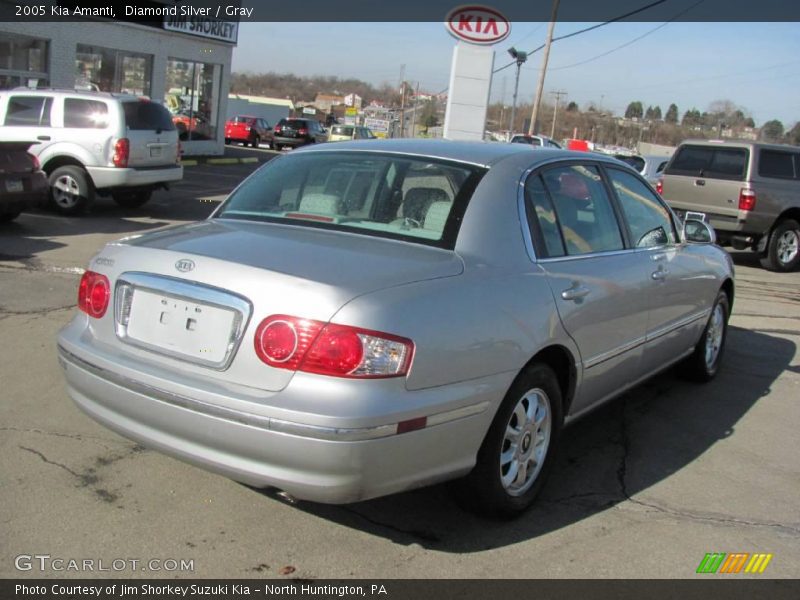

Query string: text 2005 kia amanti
[58,140,734,515]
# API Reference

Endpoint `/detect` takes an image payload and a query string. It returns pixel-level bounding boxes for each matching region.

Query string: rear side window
[758,150,796,179]
[64,99,109,128]
[538,164,625,256]
[123,101,175,131]
[666,145,748,181]
[4,95,51,126]
[524,175,565,258]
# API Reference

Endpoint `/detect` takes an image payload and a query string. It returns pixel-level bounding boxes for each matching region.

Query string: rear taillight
[274,125,282,134]
[739,188,756,211]
[298,128,308,135]
[78,271,110,318]
[656,178,663,195]
[28,153,40,170]
[254,315,413,378]
[112,138,129,168]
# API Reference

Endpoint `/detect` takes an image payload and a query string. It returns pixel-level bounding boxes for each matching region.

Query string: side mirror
[683,219,716,244]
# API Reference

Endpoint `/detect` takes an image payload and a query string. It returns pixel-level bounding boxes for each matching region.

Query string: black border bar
[2,0,800,22]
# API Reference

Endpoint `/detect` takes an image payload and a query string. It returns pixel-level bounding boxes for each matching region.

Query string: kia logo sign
[175,259,195,273]
[445,5,511,45]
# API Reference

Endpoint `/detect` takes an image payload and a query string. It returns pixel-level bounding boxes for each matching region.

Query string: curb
[181,156,265,166]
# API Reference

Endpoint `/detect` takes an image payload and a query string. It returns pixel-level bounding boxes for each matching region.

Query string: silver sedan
[57,140,734,516]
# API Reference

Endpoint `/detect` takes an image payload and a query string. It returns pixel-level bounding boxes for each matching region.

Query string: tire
[274,144,282,151]
[455,363,563,517]
[48,166,94,215]
[225,138,231,145]
[252,135,261,148]
[682,290,730,382]
[760,219,800,272]
[0,210,22,223]
[112,190,152,209]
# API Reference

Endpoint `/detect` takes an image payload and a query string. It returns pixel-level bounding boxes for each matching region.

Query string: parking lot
[1,150,798,579]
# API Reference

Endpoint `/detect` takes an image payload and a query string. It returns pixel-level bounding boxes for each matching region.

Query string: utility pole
[549,90,567,139]
[410,81,420,138]
[398,65,406,138]
[529,0,560,135]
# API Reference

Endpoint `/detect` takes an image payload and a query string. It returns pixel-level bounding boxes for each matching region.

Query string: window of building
[75,45,153,96]
[165,59,220,142]
[0,34,49,89]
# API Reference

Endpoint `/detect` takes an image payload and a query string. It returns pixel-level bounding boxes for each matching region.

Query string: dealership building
[0,8,238,155]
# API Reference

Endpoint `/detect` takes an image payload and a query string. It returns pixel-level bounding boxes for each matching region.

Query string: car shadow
[253,326,793,552]
[726,249,763,269]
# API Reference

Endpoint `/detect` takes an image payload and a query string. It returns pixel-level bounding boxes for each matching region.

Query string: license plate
[150,147,162,158]
[125,289,236,364]
[5,179,23,193]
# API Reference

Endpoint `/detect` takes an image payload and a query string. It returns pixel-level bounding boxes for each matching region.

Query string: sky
[232,21,800,127]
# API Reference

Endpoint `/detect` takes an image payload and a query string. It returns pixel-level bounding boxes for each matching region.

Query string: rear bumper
[86,165,183,190]
[56,338,503,504]
[0,171,48,212]
[273,136,312,147]
[667,201,773,237]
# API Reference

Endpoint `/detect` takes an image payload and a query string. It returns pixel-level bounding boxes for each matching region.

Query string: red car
[224,116,274,148]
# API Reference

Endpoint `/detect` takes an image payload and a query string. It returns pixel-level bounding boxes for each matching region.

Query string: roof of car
[294,139,570,167]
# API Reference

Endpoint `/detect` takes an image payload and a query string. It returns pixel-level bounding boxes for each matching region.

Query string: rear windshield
[277,118,310,127]
[123,101,176,131]
[614,155,645,173]
[332,125,354,136]
[666,145,748,181]
[215,152,485,249]
[232,116,255,124]
[511,136,541,146]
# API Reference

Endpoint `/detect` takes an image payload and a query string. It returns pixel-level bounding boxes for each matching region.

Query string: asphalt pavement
[1,151,798,579]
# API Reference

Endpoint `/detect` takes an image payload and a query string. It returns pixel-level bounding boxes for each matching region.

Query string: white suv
[0,89,183,215]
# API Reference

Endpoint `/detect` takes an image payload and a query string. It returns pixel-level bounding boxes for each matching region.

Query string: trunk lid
[91,219,463,392]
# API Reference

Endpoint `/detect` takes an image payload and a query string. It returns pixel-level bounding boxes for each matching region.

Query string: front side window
[606,168,676,248]
[539,164,624,256]
[64,98,109,128]
[215,152,483,248]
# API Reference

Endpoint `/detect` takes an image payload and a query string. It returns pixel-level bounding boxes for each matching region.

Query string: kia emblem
[175,259,195,273]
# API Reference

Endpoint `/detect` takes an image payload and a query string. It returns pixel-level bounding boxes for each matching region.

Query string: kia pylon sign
[445,5,511,45]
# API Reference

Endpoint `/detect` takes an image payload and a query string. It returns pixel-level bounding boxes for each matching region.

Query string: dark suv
[660,140,800,271]
[272,118,327,151]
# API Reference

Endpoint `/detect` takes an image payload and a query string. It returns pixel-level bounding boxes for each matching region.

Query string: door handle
[37,135,51,141]
[651,269,669,281]
[561,285,591,301]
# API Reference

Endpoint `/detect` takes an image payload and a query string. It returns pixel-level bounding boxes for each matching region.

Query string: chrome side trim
[114,272,252,371]
[645,309,711,342]
[584,336,647,369]
[581,309,710,369]
[58,346,489,442]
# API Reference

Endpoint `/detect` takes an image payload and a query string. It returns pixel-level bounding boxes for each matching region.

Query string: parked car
[613,153,670,185]
[272,118,328,150]
[0,141,48,222]
[57,140,733,516]
[0,89,183,215]
[510,133,562,148]
[327,125,377,143]
[659,140,800,271]
[225,115,274,148]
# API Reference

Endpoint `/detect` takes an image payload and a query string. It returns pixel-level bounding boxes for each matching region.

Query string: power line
[548,0,706,71]
[493,0,669,74]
